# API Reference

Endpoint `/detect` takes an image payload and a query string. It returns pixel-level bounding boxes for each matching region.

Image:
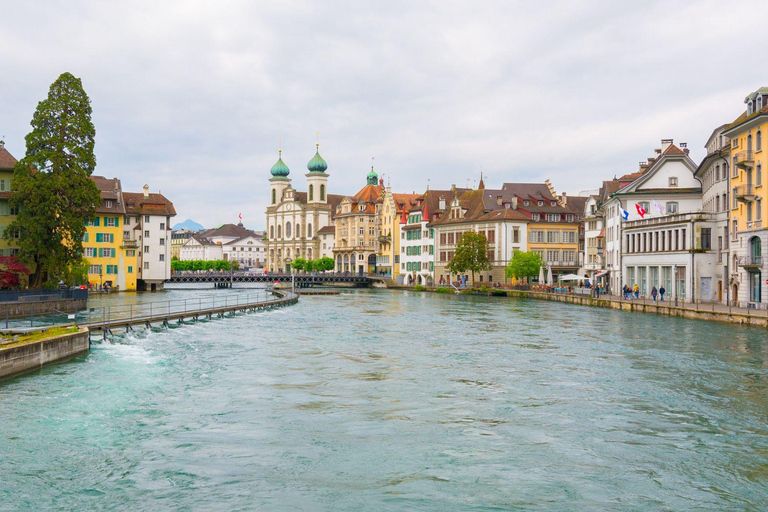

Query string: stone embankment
[0,327,89,380]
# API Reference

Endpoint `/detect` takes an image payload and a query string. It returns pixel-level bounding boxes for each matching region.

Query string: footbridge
[166,272,376,287]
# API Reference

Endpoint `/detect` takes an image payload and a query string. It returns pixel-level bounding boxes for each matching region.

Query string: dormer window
[524,200,529,206]
[669,177,678,187]
[758,96,764,110]
[105,200,113,208]
[551,201,557,207]
[538,200,543,206]
[532,213,541,221]
[748,99,754,115]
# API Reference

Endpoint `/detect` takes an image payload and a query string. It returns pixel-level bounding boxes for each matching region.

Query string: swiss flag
[635,203,647,218]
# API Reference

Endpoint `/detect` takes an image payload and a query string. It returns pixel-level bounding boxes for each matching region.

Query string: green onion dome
[307,143,328,173]
[366,167,378,185]
[270,149,290,177]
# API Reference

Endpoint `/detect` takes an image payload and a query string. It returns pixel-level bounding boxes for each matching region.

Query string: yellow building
[0,141,20,257]
[375,187,419,279]
[723,87,768,305]
[84,176,137,291]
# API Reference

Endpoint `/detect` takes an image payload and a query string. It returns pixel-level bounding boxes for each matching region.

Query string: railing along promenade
[82,289,299,335]
[167,271,372,286]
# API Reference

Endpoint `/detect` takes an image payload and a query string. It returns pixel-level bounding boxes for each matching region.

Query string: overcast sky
[1,1,764,229]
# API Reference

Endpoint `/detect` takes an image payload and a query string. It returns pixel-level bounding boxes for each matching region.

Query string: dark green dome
[270,150,290,177]
[366,167,378,186]
[307,144,328,173]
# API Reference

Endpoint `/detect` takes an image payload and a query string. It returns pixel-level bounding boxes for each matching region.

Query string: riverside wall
[0,328,90,380]
[0,298,86,320]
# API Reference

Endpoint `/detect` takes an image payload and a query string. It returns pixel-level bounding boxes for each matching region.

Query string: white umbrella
[559,273,586,281]
[538,265,545,284]
[546,266,553,285]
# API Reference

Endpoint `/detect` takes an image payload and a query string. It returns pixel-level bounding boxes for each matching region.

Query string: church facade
[265,144,343,272]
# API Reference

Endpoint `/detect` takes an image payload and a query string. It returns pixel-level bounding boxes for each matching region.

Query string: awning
[595,270,610,277]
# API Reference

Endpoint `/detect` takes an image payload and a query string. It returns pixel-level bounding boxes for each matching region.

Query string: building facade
[0,141,19,257]
[333,169,383,274]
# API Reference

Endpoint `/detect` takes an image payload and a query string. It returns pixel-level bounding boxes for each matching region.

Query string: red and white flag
[239,213,242,220]
[635,203,647,218]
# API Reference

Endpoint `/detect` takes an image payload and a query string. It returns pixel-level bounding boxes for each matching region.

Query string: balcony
[122,239,138,248]
[733,150,755,169]
[735,184,756,203]
[738,256,763,269]
[584,263,603,270]
[378,234,391,244]
[747,219,763,230]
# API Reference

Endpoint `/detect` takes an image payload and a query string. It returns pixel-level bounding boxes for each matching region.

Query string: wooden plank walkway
[83,290,299,333]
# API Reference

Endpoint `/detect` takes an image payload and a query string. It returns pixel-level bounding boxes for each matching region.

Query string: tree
[314,257,334,272]
[304,259,314,272]
[292,258,307,272]
[8,72,101,288]
[505,250,543,283]
[446,231,491,284]
[0,256,31,289]
[58,257,89,287]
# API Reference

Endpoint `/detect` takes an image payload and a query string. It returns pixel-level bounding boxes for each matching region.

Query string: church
[265,144,343,272]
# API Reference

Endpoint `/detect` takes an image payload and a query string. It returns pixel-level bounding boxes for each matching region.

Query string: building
[432,181,529,285]
[222,233,265,269]
[501,181,580,281]
[618,140,718,301]
[265,145,343,272]
[333,168,384,274]
[694,124,731,303]
[723,88,768,307]
[375,188,420,279]
[171,229,196,260]
[124,186,176,291]
[399,188,462,285]
[84,176,136,291]
[582,195,603,280]
[179,235,224,261]
[317,225,336,260]
[0,141,19,257]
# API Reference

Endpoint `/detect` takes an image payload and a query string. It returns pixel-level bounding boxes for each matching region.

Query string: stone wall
[0,328,90,380]
[0,298,86,320]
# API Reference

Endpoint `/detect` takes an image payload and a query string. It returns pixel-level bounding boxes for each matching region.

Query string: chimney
[639,161,648,172]
[679,142,689,155]
[560,192,568,206]
[143,184,149,199]
[496,195,503,206]
[661,139,673,153]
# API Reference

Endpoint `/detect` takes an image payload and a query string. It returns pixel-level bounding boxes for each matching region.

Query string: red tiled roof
[124,191,177,216]
[0,145,17,169]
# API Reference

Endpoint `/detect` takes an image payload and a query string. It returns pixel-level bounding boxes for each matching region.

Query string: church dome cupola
[307,143,328,173]
[270,149,290,178]
[367,166,378,186]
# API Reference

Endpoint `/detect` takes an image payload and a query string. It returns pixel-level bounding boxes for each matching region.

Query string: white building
[582,195,604,280]
[223,234,266,269]
[618,140,719,301]
[694,124,731,303]
[317,225,336,259]
[179,236,223,261]
[124,185,176,291]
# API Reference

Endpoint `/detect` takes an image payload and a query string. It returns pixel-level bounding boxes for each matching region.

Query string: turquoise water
[1,288,767,510]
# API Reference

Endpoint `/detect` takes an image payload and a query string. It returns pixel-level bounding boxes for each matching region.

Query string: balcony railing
[584,263,602,270]
[624,212,714,229]
[545,260,577,267]
[733,149,755,168]
[122,240,138,248]
[735,184,756,203]
[747,219,763,230]
[738,256,763,268]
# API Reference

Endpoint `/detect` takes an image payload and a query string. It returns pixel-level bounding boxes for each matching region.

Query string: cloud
[1,0,764,228]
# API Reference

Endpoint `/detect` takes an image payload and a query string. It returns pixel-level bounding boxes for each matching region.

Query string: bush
[479,286,488,292]
[435,287,453,294]
[413,284,426,292]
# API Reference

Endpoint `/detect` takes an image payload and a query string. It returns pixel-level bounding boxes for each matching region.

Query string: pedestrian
[659,285,665,301]
[651,286,658,302]
[622,284,628,300]
[633,284,639,299]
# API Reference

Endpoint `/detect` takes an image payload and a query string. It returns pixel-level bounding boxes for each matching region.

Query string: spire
[478,170,485,190]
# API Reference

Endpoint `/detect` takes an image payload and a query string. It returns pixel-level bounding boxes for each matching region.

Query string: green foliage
[446,231,491,283]
[435,287,453,294]
[413,284,426,292]
[0,256,31,289]
[171,259,237,271]
[9,72,101,288]
[505,250,543,281]
[314,257,335,272]
[55,257,89,287]
[304,259,314,272]
[292,258,307,271]
[479,285,488,292]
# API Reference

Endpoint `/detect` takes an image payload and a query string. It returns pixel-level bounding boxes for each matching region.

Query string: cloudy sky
[1,1,765,229]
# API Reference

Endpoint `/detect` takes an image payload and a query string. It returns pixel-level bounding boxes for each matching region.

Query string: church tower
[269,148,291,206]
[305,142,329,204]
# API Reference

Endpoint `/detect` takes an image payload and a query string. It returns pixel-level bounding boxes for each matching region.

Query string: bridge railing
[82,290,280,328]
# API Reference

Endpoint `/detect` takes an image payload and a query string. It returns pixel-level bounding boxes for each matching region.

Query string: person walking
[659,285,665,302]
[622,284,629,300]
[651,286,658,302]
[633,284,639,299]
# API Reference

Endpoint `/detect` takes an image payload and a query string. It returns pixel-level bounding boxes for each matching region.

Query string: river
[1,287,767,510]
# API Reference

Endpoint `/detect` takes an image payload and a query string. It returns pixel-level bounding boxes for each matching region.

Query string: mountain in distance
[172,219,205,231]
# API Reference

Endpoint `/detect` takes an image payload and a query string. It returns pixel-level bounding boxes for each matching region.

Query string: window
[106,217,117,227]
[144,245,149,253]
[566,214,574,222]
[105,200,113,208]
[668,177,678,187]
[0,179,7,191]
[144,230,150,238]
[538,200,543,206]
[639,202,650,213]
[758,163,763,186]
[759,131,764,152]
[532,213,541,222]
[82,232,89,242]
[701,228,711,250]
[128,266,133,273]
[320,184,325,201]
[666,202,678,214]
[524,200,529,206]
[716,196,720,212]
[757,198,763,221]
[309,184,314,201]
[144,215,150,222]
[85,247,96,257]
[272,189,276,204]
[144,262,150,270]
[160,222,165,230]
[124,216,130,225]
[159,238,165,246]
[159,254,165,261]
[88,264,101,275]
[9,205,18,216]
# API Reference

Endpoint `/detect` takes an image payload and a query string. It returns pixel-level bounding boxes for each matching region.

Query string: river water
[1,287,767,510]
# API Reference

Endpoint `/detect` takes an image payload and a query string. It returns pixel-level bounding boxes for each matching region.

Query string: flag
[239,212,242,220]
[620,207,629,221]
[635,203,647,218]
[652,199,665,216]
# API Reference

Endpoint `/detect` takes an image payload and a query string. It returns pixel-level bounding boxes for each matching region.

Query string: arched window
[270,225,274,238]
[750,236,762,260]
[748,134,753,151]
[272,189,276,204]
[307,223,312,237]
[320,184,326,201]
[758,162,763,186]
[309,184,314,201]
[285,221,292,238]
[758,131,763,152]
[277,225,282,238]
[308,248,312,259]
[759,96,764,110]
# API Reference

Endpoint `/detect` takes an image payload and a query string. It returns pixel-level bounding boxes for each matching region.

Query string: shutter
[96,233,103,243]
[114,217,119,227]
[94,217,100,227]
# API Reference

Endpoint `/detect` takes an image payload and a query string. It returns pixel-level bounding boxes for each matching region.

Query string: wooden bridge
[166,272,375,287]
[83,289,299,337]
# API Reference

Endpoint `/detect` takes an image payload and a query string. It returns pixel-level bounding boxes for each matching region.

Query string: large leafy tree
[8,72,101,288]
[505,250,543,283]
[314,257,335,272]
[447,231,491,284]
